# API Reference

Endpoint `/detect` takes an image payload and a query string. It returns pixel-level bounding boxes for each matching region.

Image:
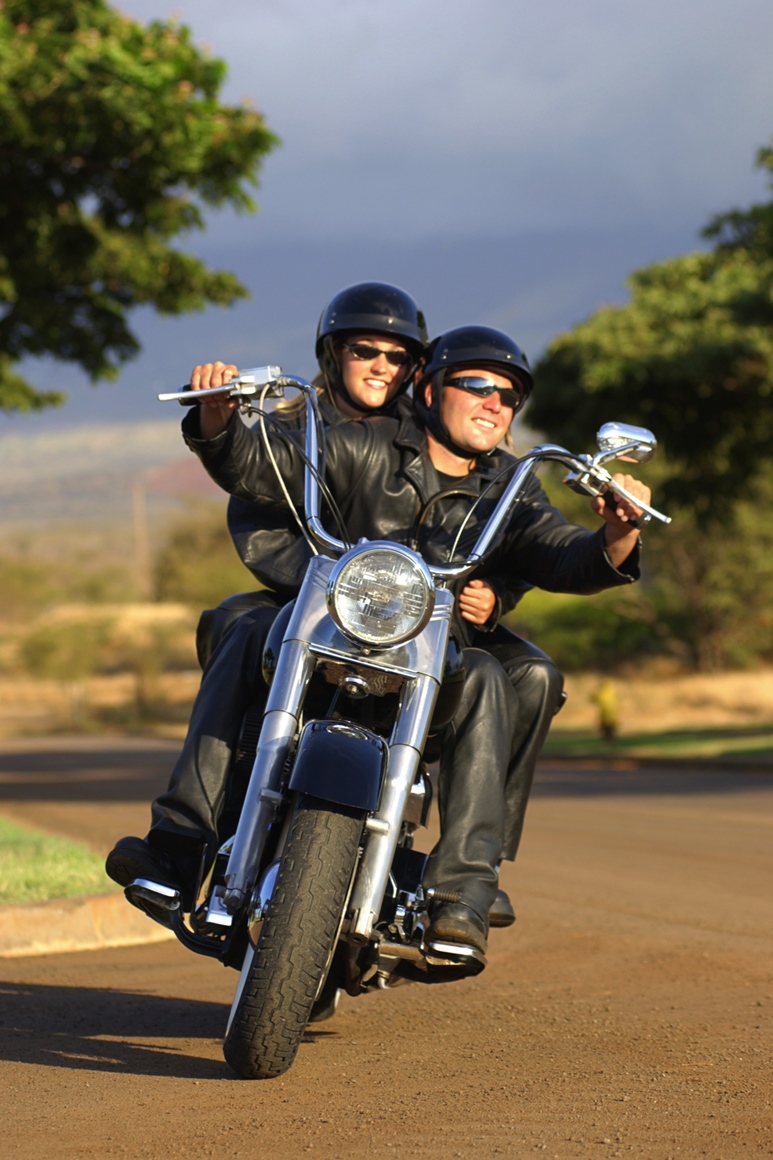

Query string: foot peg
[124,878,181,928]
[424,938,486,973]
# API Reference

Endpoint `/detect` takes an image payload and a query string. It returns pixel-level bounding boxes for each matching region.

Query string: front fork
[347,674,439,942]
[222,639,314,912]
[222,657,440,944]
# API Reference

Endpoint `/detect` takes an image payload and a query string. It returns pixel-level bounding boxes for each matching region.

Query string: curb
[0,891,174,959]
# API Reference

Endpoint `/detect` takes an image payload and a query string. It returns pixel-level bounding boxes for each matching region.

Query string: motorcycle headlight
[327,543,435,648]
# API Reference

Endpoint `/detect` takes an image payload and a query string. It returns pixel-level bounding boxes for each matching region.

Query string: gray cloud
[9,0,773,429]
[121,0,773,237]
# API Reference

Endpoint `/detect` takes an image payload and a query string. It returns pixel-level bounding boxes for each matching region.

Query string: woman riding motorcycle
[196,281,430,667]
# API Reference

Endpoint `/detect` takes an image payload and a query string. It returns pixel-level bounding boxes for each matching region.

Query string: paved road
[0,739,771,1158]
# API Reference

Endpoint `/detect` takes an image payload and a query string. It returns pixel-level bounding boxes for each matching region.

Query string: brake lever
[564,465,671,525]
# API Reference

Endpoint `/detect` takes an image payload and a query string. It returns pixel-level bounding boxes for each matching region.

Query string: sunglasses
[445,375,524,411]
[340,342,413,367]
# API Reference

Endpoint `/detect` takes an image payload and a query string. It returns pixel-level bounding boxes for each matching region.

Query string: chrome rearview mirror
[596,422,657,464]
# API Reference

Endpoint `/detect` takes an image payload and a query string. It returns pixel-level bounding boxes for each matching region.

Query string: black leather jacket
[183,408,640,645]
[225,392,523,626]
[225,392,343,602]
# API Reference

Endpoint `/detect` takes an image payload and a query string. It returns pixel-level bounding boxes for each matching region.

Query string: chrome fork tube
[347,674,439,942]
[223,640,314,911]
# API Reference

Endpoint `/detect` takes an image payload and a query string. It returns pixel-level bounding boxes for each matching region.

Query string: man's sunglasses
[340,342,413,367]
[445,375,524,411]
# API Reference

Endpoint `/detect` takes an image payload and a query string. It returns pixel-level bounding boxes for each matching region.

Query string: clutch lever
[158,365,283,405]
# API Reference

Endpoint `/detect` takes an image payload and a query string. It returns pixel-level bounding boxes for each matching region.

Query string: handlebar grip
[603,489,642,529]
[177,385,199,407]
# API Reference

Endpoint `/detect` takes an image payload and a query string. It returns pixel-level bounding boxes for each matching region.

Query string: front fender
[288,720,387,811]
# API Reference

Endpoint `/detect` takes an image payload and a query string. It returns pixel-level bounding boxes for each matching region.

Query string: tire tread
[223,794,362,1079]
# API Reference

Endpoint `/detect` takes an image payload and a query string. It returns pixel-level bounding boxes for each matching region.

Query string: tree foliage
[526,135,773,669]
[528,244,773,526]
[0,0,279,411]
[704,141,773,260]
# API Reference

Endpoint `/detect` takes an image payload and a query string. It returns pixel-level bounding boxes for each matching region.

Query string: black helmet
[316,281,428,358]
[315,282,428,415]
[416,325,533,459]
[419,325,533,397]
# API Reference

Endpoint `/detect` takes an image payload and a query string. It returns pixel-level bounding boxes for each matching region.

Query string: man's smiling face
[431,368,516,455]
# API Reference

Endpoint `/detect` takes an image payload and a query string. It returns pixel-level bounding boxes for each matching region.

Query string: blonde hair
[273,370,337,423]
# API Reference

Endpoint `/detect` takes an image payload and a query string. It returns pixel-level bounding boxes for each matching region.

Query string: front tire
[223,794,363,1079]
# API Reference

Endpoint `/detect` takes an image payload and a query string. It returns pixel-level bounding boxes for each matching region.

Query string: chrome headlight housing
[327,542,435,648]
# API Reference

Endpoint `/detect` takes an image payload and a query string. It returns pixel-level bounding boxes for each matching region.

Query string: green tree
[526,135,773,670]
[704,140,773,259]
[528,245,773,524]
[0,0,278,411]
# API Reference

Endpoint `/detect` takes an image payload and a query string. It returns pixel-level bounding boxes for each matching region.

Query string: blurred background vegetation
[1,3,773,733]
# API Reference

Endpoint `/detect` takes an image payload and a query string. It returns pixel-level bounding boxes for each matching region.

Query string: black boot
[426,902,488,955]
[489,888,516,928]
[106,835,199,913]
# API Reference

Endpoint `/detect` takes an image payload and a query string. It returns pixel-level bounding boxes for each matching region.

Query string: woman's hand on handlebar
[458,578,497,626]
[190,361,240,438]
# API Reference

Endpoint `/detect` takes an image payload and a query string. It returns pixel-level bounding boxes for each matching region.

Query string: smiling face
[433,367,516,456]
[336,332,411,415]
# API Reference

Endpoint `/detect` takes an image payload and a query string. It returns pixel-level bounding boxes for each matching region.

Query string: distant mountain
[0,420,222,530]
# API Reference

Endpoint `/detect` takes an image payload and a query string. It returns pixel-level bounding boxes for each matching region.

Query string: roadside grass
[0,815,118,905]
[543,724,773,763]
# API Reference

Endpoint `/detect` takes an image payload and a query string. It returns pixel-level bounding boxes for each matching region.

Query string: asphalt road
[0,739,771,1159]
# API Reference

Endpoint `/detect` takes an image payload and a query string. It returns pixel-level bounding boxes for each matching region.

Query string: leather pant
[149,595,281,859]
[150,595,564,920]
[472,624,565,861]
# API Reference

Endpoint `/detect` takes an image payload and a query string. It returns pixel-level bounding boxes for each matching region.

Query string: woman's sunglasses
[445,375,524,411]
[340,342,413,367]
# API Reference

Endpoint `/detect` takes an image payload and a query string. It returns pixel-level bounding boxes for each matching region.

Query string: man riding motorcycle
[195,287,549,927]
[107,324,649,956]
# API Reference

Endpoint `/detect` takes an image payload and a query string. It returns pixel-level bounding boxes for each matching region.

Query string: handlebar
[159,366,671,578]
[158,366,283,404]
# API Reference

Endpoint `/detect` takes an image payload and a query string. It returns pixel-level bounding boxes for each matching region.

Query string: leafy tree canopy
[0,0,279,411]
[704,141,773,259]
[526,138,773,670]
[527,135,773,527]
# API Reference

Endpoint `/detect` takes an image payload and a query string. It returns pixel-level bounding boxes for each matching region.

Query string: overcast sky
[10,0,773,428]
[123,0,773,238]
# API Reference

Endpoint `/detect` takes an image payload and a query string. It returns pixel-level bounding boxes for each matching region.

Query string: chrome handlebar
[159,367,670,578]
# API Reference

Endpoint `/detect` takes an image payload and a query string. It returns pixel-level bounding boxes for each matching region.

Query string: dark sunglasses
[445,375,524,411]
[340,342,412,367]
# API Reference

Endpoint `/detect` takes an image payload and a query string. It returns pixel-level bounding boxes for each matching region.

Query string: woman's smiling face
[337,333,410,414]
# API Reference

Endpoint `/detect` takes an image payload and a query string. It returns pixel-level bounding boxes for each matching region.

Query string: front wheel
[223,794,363,1079]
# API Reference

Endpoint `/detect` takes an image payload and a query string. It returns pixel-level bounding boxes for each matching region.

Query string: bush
[506,587,663,673]
[154,499,258,608]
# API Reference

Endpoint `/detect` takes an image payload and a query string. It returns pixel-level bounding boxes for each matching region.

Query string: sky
[8,0,773,429]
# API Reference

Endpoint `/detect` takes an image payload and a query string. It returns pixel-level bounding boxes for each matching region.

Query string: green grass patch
[543,725,773,763]
[0,815,118,905]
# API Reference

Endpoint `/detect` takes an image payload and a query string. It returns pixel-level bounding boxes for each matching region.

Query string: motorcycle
[126,368,670,1080]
